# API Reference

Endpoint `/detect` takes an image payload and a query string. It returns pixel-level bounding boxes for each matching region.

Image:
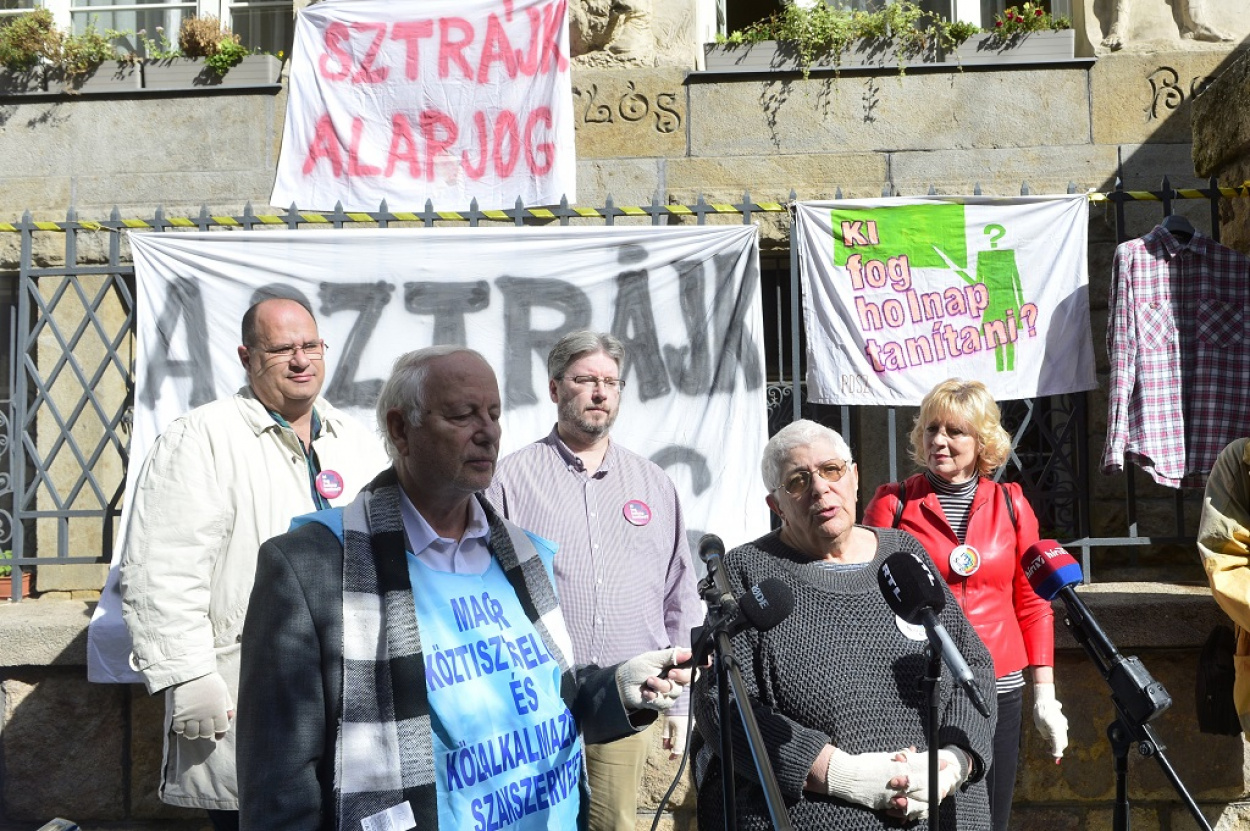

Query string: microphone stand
[696,568,794,831]
[922,647,941,831]
[1059,591,1212,831]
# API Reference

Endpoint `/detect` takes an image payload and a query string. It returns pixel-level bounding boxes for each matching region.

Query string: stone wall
[1192,49,1250,253]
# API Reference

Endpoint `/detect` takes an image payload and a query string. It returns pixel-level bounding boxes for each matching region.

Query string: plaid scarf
[335,468,577,829]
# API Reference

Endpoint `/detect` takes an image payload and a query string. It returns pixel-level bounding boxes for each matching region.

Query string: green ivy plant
[0,10,126,81]
[0,550,12,579]
[57,24,124,79]
[204,37,250,76]
[0,8,60,72]
[138,26,182,60]
[716,1,984,78]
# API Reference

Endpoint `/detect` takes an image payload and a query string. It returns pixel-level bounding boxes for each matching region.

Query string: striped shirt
[485,427,703,708]
[925,470,977,543]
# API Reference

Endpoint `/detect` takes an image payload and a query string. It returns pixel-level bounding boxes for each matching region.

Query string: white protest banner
[795,195,1096,405]
[87,224,768,682]
[271,0,575,211]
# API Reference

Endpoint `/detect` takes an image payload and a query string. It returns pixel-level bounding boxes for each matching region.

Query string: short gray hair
[547,330,625,381]
[760,420,853,491]
[375,345,486,460]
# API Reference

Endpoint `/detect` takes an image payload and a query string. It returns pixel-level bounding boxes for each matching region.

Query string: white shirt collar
[398,490,492,575]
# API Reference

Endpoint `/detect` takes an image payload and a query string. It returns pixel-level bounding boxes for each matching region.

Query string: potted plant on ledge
[0,549,31,601]
[142,15,281,89]
[703,1,979,76]
[954,2,1075,65]
[0,9,138,94]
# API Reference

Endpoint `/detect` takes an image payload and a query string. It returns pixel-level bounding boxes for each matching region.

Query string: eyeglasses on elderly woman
[776,459,850,497]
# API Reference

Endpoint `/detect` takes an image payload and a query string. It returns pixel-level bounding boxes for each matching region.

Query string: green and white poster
[795,195,1096,405]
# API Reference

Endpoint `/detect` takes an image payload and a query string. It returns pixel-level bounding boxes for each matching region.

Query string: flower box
[0,67,45,95]
[0,571,32,601]
[142,54,282,90]
[952,29,1075,65]
[704,38,941,73]
[49,62,141,94]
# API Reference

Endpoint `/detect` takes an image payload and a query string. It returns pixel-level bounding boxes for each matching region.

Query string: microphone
[679,534,795,672]
[670,577,793,672]
[722,577,795,638]
[698,533,739,618]
[1023,540,1171,724]
[878,550,992,718]
[697,534,794,635]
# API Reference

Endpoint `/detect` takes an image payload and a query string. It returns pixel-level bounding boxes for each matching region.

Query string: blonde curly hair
[908,378,1010,477]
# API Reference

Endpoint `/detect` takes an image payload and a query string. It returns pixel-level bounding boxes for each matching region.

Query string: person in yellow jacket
[1197,437,1250,736]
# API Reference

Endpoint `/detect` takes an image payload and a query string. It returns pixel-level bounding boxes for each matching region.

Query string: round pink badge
[623,500,652,526]
[315,469,345,500]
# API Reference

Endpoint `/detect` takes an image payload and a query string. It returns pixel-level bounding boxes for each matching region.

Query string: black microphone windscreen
[877,550,946,624]
[698,533,725,564]
[736,577,794,632]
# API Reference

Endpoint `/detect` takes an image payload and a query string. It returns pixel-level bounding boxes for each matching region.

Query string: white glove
[615,648,685,711]
[661,713,690,759]
[896,745,970,813]
[169,672,233,741]
[824,747,910,810]
[1033,682,1069,759]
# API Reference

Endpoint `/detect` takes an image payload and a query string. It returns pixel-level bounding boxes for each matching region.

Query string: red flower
[996,19,1004,26]
[1035,8,1044,15]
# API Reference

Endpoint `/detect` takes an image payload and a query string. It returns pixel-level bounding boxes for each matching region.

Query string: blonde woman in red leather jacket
[863,379,1067,831]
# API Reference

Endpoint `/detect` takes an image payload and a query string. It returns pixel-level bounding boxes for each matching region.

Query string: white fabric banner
[271,0,576,211]
[87,224,768,682]
[796,195,1096,405]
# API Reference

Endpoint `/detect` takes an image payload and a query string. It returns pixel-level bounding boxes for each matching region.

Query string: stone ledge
[0,599,94,667]
[1055,582,1225,651]
[0,587,1228,670]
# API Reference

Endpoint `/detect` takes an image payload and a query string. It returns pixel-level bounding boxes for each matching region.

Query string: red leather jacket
[863,473,1054,678]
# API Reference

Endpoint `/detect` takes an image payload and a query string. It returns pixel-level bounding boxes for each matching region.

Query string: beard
[559,395,618,437]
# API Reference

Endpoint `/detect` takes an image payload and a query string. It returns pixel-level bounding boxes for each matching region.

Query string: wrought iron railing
[2,178,1248,599]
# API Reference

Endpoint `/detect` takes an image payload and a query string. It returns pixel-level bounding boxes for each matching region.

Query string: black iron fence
[2,178,1247,599]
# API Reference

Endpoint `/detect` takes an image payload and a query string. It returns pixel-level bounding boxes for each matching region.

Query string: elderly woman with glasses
[863,378,1067,831]
[691,419,995,831]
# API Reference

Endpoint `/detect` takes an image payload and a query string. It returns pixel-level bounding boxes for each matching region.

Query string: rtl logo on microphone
[880,564,903,606]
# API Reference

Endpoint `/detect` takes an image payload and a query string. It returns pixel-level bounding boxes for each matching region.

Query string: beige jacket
[118,388,386,809]
[1197,437,1250,737]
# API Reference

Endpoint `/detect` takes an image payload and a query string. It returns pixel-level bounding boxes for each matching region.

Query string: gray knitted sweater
[692,527,995,831]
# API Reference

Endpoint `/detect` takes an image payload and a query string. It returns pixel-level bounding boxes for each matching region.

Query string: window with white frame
[3,0,293,56]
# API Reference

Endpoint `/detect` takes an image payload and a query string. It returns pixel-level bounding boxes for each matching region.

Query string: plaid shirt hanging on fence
[1102,226,1250,488]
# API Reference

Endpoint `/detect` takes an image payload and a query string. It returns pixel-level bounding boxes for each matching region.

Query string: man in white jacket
[118,296,387,831]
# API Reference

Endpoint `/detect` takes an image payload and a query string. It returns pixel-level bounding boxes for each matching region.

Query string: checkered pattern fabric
[1102,226,1250,488]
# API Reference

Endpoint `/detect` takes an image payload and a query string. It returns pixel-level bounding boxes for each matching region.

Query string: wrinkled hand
[661,713,690,759]
[895,746,969,810]
[824,747,912,811]
[1033,682,1069,760]
[169,672,233,741]
[615,648,692,711]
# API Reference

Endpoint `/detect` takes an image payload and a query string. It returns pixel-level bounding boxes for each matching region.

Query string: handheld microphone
[1023,540,1171,725]
[878,550,992,718]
